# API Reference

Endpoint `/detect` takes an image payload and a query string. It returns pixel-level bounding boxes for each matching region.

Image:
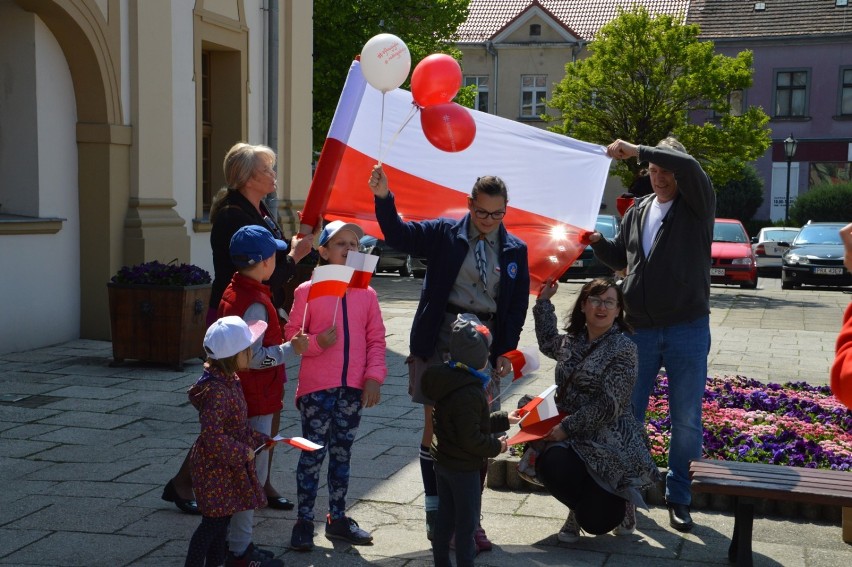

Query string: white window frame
[520,74,547,119]
[840,67,852,116]
[773,69,809,118]
[464,75,490,113]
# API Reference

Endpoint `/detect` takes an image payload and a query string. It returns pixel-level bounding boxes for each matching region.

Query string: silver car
[751,227,799,275]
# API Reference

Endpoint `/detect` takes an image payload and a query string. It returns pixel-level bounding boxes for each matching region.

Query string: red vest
[218,273,285,416]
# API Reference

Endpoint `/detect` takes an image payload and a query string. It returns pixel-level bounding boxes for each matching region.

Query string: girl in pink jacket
[284,220,387,551]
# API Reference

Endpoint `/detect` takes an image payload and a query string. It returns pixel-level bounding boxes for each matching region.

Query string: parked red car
[711,218,758,289]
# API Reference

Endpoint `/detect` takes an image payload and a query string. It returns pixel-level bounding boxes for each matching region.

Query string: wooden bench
[690,458,852,566]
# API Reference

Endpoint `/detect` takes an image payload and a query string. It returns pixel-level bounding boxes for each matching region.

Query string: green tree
[313,0,471,153]
[547,7,771,187]
[715,164,763,222]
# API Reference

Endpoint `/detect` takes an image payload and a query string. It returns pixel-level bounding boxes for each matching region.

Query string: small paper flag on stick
[507,384,565,445]
[255,435,323,454]
[502,347,540,381]
[303,264,356,329]
[280,437,324,451]
[307,265,355,301]
[345,250,380,289]
[517,384,559,426]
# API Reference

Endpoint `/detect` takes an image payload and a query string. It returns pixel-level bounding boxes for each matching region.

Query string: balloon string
[379,104,419,164]
[378,94,385,166]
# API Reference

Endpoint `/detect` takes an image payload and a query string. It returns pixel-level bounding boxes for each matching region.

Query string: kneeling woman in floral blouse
[519,277,659,542]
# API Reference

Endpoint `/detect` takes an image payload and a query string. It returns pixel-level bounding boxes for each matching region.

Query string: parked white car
[751,227,800,275]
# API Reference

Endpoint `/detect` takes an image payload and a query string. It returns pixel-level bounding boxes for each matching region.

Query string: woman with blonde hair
[163,142,313,515]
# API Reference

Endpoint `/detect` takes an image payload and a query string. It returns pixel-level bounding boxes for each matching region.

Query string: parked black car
[559,214,621,281]
[781,221,852,289]
[359,235,427,278]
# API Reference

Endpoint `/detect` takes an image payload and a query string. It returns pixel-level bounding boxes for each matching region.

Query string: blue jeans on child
[628,315,710,506]
[433,463,480,567]
[295,387,363,522]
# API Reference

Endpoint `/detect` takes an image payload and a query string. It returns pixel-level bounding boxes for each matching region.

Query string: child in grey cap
[421,314,520,567]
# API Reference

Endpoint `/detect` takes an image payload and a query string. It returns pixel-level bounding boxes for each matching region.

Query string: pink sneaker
[473,525,492,552]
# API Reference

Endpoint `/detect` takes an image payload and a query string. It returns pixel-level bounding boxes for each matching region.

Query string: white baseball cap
[319,220,365,246]
[203,316,267,359]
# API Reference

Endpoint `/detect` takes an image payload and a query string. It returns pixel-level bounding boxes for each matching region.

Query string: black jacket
[591,146,715,328]
[421,364,510,472]
[209,190,296,310]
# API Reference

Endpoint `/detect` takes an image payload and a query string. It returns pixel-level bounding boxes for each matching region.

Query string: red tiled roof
[688,0,852,40]
[457,0,691,42]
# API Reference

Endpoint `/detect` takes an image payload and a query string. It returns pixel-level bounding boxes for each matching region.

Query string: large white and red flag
[345,250,380,289]
[303,60,612,291]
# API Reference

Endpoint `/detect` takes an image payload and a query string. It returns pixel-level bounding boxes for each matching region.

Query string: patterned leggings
[296,386,363,522]
[184,515,230,567]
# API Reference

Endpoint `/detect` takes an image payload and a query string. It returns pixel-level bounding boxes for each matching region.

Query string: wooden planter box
[107,283,211,370]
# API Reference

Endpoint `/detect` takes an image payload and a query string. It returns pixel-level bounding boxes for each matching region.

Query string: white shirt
[641,197,674,256]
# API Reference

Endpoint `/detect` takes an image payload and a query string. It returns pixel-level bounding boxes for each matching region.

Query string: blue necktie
[474,236,487,287]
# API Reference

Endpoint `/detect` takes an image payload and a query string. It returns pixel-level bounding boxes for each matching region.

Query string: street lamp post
[783,133,798,225]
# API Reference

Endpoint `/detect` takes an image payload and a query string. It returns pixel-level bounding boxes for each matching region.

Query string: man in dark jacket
[421,314,512,567]
[588,137,715,532]
[369,165,530,549]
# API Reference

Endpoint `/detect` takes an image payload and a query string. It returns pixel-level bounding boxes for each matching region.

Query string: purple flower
[111,260,211,286]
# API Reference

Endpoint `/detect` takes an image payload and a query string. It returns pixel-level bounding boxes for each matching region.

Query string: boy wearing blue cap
[218,225,308,567]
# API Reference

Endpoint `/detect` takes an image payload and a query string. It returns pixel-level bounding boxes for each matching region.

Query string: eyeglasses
[472,207,506,220]
[586,297,618,310]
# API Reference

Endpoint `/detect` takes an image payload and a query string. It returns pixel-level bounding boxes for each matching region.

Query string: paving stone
[1,532,161,566]
[25,461,143,482]
[38,411,140,430]
[0,528,50,557]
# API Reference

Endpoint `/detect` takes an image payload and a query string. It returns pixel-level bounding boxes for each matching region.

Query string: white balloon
[360,33,411,93]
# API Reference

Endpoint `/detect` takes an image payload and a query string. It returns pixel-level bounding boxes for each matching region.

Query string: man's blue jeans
[629,315,710,506]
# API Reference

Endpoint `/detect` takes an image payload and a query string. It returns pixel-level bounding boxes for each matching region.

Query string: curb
[487,454,843,524]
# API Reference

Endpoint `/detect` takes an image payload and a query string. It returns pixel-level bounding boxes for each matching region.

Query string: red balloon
[420,103,476,153]
[411,54,462,107]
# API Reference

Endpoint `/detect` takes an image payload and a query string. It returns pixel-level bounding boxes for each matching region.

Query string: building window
[530,24,541,36]
[714,89,744,119]
[774,70,808,117]
[521,75,547,118]
[841,67,852,116]
[464,75,489,113]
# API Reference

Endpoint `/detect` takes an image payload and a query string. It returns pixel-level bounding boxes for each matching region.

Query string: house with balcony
[0,0,313,354]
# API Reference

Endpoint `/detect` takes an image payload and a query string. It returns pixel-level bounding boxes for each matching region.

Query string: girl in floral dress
[184,316,278,567]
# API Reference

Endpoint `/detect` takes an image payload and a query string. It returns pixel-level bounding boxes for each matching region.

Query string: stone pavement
[0,275,850,566]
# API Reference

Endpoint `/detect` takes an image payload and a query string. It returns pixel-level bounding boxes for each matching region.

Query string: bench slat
[689,459,852,508]
[692,467,852,493]
[692,479,852,507]
[690,459,852,482]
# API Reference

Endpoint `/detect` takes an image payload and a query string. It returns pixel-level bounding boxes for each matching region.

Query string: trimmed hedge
[789,182,852,226]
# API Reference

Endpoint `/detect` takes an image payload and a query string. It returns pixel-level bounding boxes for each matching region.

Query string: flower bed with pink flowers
[646,375,852,472]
